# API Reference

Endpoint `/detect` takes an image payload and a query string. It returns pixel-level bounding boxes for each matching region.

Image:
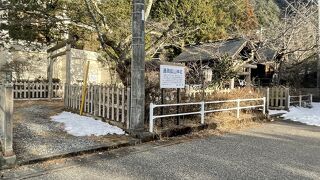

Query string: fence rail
[12,82,63,100]
[0,85,15,161]
[64,84,130,128]
[289,94,313,107]
[149,97,266,133]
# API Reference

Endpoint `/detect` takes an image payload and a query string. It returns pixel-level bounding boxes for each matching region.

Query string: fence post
[266,88,270,111]
[263,97,266,115]
[299,95,302,107]
[285,88,290,110]
[200,101,205,124]
[27,81,30,99]
[94,85,99,116]
[236,99,240,119]
[2,85,16,165]
[149,103,154,133]
[126,87,131,129]
[64,83,68,107]
[310,94,313,104]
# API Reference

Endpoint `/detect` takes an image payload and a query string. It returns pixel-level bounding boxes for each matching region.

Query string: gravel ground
[13,101,133,162]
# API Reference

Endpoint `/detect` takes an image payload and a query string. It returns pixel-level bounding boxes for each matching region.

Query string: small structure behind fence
[13,82,63,100]
[0,85,16,165]
[64,84,131,128]
[149,97,266,133]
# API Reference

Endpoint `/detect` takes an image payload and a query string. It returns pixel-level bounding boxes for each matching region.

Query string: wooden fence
[262,87,313,110]
[0,85,16,164]
[64,84,131,128]
[266,87,290,110]
[13,82,63,100]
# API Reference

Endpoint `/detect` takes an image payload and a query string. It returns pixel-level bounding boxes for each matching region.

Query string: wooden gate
[266,87,289,110]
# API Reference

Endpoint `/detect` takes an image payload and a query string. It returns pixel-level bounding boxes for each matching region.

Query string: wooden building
[173,38,259,87]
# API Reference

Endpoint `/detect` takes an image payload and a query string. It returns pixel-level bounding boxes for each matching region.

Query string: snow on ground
[270,103,320,127]
[269,110,288,115]
[51,112,125,136]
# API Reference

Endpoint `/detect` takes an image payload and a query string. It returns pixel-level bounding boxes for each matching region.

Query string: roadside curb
[1,138,140,170]
[158,123,218,138]
[127,123,218,141]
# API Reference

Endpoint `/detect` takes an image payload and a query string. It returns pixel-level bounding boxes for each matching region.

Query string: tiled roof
[173,38,248,62]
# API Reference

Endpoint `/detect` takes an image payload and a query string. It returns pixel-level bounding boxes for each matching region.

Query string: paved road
[3,121,320,180]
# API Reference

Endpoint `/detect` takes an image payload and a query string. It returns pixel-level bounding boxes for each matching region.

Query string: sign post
[160,65,186,89]
[160,65,186,125]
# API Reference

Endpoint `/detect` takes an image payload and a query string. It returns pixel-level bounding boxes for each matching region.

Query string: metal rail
[149,97,266,132]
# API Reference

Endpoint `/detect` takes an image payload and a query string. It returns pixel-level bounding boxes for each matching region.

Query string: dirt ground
[13,100,135,163]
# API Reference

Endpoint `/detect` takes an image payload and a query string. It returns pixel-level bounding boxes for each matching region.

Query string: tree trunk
[115,59,131,86]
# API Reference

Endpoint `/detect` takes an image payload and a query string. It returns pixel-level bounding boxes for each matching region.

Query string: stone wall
[0,48,118,84]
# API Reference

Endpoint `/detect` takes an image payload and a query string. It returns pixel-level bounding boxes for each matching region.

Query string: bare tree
[263,1,317,75]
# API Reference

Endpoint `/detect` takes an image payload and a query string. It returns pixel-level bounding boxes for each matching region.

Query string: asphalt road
[3,121,320,180]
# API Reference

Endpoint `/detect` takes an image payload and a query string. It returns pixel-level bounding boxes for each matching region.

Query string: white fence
[65,84,131,128]
[0,85,15,160]
[149,97,266,132]
[289,94,313,107]
[13,82,63,100]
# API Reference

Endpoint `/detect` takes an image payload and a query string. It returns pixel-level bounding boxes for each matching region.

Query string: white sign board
[160,65,185,89]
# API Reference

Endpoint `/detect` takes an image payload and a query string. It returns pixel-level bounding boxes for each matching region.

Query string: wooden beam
[66,44,72,85]
[238,72,250,76]
[47,39,75,53]
[243,64,257,69]
[50,51,67,59]
[48,53,53,100]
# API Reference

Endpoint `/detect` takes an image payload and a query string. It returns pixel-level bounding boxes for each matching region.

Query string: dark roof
[145,59,184,71]
[173,38,248,62]
[256,47,277,63]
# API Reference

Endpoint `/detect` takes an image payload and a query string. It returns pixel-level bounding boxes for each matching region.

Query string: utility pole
[130,0,145,130]
[317,0,320,88]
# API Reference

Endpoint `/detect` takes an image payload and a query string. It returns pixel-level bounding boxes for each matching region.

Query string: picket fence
[12,82,63,100]
[64,84,131,128]
[0,85,15,160]
[266,87,289,110]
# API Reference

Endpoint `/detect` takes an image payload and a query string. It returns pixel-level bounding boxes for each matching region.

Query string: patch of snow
[51,112,125,136]
[269,103,320,127]
[269,110,288,115]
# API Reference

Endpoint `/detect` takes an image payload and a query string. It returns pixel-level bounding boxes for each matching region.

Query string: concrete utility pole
[130,0,145,130]
[317,0,320,88]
